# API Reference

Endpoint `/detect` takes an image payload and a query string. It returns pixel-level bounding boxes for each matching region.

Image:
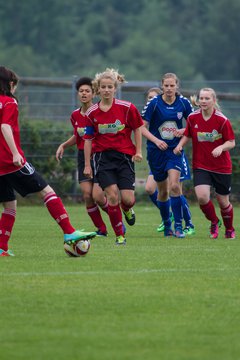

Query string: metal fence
[17,77,240,201]
[18,77,240,121]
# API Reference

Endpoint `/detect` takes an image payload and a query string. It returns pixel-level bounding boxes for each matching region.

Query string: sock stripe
[87,205,98,213]
[3,209,16,217]
[44,192,58,205]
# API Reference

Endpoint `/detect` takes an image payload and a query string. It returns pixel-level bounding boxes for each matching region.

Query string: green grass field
[1,204,240,360]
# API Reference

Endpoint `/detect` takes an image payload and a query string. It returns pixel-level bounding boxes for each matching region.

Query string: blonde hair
[161,73,180,95]
[92,68,126,95]
[190,87,221,110]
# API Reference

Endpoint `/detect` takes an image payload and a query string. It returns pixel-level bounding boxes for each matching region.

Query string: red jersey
[0,95,26,175]
[70,108,88,151]
[184,109,235,174]
[84,98,143,155]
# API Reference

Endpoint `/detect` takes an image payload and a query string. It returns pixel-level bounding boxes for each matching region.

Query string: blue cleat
[164,227,174,237]
[96,230,108,237]
[175,227,185,238]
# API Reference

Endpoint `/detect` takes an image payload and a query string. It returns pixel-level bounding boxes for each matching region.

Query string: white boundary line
[0,268,234,276]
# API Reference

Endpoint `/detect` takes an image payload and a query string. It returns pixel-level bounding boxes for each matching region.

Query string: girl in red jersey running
[83,68,143,245]
[174,88,235,239]
[0,66,96,257]
[56,77,109,237]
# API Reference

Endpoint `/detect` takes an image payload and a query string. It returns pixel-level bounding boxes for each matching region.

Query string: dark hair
[0,66,19,99]
[75,77,93,91]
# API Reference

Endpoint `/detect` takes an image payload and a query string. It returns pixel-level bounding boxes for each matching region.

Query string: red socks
[0,209,16,251]
[220,203,234,230]
[100,199,109,214]
[108,204,124,236]
[44,192,75,234]
[87,205,107,233]
[200,200,218,223]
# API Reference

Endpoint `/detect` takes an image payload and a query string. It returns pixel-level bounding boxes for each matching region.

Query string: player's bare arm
[83,139,93,178]
[1,124,24,167]
[56,135,76,161]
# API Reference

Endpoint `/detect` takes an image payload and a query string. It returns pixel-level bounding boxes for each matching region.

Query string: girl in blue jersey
[142,73,194,238]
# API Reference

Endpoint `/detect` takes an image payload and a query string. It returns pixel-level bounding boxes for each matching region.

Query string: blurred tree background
[0,0,239,80]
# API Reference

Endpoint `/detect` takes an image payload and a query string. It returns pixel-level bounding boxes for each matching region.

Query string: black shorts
[0,162,48,202]
[77,150,98,184]
[193,169,231,195]
[93,150,135,190]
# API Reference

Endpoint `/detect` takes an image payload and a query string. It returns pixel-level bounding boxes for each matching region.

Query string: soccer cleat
[164,227,174,237]
[209,219,222,239]
[225,229,235,239]
[157,213,174,232]
[96,230,108,237]
[157,221,165,232]
[123,208,135,226]
[183,225,195,235]
[175,227,185,238]
[115,235,126,245]
[6,249,15,256]
[0,249,14,257]
[0,249,8,257]
[64,230,96,244]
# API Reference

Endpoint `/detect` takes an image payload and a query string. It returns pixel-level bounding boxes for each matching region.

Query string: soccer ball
[64,239,91,257]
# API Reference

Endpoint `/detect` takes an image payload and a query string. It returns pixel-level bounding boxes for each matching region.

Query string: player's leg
[95,151,126,245]
[156,178,173,237]
[39,185,96,243]
[145,173,158,208]
[92,182,109,214]
[105,184,126,245]
[80,181,107,236]
[78,149,107,236]
[0,176,17,256]
[0,200,16,256]
[214,174,235,239]
[216,194,235,239]
[168,169,185,238]
[194,169,221,239]
[117,153,136,227]
[180,183,195,235]
[180,152,195,235]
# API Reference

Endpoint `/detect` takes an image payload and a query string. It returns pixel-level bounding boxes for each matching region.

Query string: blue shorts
[147,148,191,182]
[180,152,191,181]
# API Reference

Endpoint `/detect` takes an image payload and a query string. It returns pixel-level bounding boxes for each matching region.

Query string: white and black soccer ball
[64,239,91,257]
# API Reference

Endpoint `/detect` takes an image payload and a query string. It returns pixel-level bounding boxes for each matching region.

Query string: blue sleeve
[141,97,157,123]
[183,97,194,119]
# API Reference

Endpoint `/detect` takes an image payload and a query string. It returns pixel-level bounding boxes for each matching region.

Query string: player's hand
[155,139,168,151]
[173,145,182,155]
[212,146,223,158]
[83,165,93,179]
[132,153,143,162]
[56,145,64,162]
[13,153,24,167]
[173,128,185,138]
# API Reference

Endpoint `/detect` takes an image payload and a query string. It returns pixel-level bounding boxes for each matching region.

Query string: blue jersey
[142,94,193,150]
